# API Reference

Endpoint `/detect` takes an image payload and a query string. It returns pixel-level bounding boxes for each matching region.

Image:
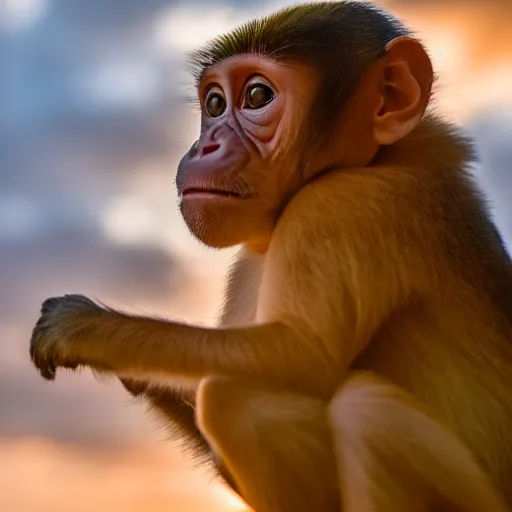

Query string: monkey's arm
[123,247,262,410]
[30,300,329,393]
[29,175,413,396]
[118,248,263,486]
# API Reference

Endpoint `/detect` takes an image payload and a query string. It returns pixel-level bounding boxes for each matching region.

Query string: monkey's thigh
[329,372,506,512]
[196,376,340,512]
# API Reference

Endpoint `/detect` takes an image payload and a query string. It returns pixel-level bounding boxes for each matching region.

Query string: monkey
[29,2,512,511]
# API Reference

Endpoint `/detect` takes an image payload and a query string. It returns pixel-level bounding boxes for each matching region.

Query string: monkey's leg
[196,376,340,512]
[329,372,507,512]
[120,378,239,491]
[121,379,207,453]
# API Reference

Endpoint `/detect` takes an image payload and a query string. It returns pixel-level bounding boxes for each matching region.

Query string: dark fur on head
[189,1,412,135]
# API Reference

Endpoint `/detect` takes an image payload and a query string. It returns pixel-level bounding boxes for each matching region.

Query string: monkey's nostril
[202,143,220,156]
[189,140,199,157]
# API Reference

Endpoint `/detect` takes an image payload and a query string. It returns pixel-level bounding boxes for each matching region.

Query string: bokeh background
[1,0,511,510]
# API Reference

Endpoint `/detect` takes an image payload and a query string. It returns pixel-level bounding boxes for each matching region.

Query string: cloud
[1,232,182,319]
[0,438,247,512]
[0,0,233,449]
[0,226,188,444]
[469,110,512,247]
[0,0,49,33]
[1,0,512,480]
[0,3,511,512]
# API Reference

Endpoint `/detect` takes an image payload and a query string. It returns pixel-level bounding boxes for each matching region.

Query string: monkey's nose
[201,143,221,156]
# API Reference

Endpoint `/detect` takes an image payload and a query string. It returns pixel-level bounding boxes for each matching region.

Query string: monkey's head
[176,2,433,251]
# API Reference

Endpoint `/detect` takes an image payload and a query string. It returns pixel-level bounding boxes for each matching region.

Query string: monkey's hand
[30,294,111,381]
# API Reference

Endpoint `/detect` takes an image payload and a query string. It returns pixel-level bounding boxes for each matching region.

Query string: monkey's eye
[244,84,274,109]
[205,92,227,118]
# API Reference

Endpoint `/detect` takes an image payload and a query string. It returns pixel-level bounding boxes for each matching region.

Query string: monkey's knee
[198,377,339,512]
[195,376,251,439]
[197,375,328,444]
[328,371,393,436]
[329,372,508,512]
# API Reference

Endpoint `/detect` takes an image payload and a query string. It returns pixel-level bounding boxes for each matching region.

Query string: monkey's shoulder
[277,165,424,234]
[271,163,499,272]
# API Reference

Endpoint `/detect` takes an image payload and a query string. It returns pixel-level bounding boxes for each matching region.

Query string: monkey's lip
[181,187,243,199]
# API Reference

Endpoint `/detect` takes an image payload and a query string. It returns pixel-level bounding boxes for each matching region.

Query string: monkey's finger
[40,364,56,381]
[29,334,57,381]
[29,335,44,366]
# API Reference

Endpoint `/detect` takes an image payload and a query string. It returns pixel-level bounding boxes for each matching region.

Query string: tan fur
[330,373,508,512]
[29,114,512,510]
[29,10,512,512]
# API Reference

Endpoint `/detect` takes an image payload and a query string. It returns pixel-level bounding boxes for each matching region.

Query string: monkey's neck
[243,113,475,256]
[375,111,477,171]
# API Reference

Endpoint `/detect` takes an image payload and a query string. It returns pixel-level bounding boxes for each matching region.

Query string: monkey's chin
[180,197,272,249]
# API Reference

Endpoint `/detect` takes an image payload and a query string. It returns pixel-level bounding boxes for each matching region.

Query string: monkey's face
[176,56,317,251]
[176,41,431,250]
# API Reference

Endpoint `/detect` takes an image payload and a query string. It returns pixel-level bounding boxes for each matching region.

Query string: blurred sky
[1,0,512,511]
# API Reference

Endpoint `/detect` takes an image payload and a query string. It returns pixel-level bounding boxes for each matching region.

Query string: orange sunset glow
[2,0,512,511]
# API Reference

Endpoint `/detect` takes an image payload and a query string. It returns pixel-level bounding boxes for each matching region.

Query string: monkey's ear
[373,37,434,145]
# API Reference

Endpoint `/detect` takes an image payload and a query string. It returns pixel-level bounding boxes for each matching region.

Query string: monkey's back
[343,160,512,505]
[224,116,512,504]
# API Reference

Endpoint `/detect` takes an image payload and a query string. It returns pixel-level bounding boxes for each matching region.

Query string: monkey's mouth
[182,187,242,199]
